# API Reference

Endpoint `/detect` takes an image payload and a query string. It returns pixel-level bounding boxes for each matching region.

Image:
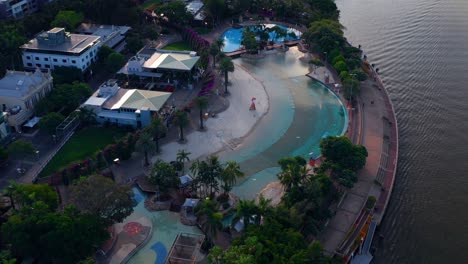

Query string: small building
[118,48,201,90]
[0,69,53,132]
[82,79,172,128]
[21,27,101,72]
[75,23,131,52]
[186,0,206,25]
[0,0,50,20]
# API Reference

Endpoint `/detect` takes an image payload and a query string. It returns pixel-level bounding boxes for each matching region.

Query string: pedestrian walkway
[319,74,388,255]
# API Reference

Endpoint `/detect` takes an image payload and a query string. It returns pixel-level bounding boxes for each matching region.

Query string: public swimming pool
[126,47,347,263]
[221,24,302,52]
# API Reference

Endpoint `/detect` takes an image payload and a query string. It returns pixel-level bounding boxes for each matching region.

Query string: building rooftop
[85,80,172,111]
[21,27,101,54]
[186,0,206,21]
[143,51,200,71]
[0,69,51,98]
[75,23,131,49]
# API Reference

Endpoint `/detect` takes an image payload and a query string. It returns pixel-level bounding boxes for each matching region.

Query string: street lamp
[324,51,328,63]
[35,150,39,161]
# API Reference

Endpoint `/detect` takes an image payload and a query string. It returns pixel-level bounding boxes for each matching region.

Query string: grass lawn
[40,127,127,177]
[142,0,161,10]
[162,41,192,51]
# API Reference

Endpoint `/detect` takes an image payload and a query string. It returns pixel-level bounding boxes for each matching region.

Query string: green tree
[74,107,97,126]
[39,112,65,135]
[333,60,348,73]
[204,0,225,26]
[51,10,84,31]
[136,131,156,166]
[149,116,166,153]
[343,77,360,100]
[68,175,135,225]
[50,82,91,114]
[105,52,125,73]
[51,66,83,84]
[1,206,108,263]
[195,198,223,246]
[0,147,8,164]
[148,159,178,195]
[220,161,244,195]
[190,155,222,197]
[156,1,194,25]
[8,140,35,159]
[219,57,234,94]
[176,149,191,174]
[241,27,258,53]
[173,110,189,142]
[97,45,114,64]
[194,96,209,130]
[126,35,144,54]
[302,19,345,53]
[232,199,258,229]
[12,184,58,211]
[209,42,219,68]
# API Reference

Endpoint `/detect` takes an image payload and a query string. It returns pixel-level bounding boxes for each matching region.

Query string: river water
[335,0,468,263]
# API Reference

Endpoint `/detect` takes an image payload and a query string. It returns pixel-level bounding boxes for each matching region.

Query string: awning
[23,116,41,128]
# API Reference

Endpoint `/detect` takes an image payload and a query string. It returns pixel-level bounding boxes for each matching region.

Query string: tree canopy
[50,10,84,31]
[68,175,135,225]
[39,112,65,135]
[1,206,108,263]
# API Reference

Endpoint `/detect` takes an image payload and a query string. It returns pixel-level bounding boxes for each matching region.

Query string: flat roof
[21,32,100,54]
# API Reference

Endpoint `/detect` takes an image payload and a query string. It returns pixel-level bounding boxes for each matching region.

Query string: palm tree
[195,199,222,246]
[135,131,156,166]
[75,107,96,126]
[220,161,244,196]
[215,38,224,53]
[219,57,235,94]
[173,110,189,142]
[176,149,191,173]
[149,116,166,153]
[233,199,258,230]
[209,42,219,68]
[193,96,209,130]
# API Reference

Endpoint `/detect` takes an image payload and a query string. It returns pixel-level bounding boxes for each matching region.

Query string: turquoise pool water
[127,47,347,262]
[221,48,348,199]
[221,23,302,52]
[127,187,202,264]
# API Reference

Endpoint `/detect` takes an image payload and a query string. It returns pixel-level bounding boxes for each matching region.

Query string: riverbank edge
[369,65,399,225]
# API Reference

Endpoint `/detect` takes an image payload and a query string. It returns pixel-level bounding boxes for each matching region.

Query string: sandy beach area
[152,61,269,163]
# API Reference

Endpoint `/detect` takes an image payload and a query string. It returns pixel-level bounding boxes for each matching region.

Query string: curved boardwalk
[319,63,399,256]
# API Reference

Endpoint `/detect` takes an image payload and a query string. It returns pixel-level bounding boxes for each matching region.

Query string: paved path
[319,73,392,254]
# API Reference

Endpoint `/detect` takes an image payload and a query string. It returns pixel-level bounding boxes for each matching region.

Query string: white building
[82,80,172,128]
[0,69,53,131]
[21,27,101,72]
[0,0,52,19]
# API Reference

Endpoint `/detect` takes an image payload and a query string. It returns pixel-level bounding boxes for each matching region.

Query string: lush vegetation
[68,175,135,225]
[40,127,126,177]
[1,184,109,263]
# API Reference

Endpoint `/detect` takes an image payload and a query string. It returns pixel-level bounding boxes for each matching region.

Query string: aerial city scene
[0,0,464,263]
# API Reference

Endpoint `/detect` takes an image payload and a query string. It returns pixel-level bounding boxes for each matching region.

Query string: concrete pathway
[319,76,389,254]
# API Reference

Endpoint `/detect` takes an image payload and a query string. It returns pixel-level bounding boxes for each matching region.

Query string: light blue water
[127,48,347,262]
[221,24,302,52]
[127,187,202,264]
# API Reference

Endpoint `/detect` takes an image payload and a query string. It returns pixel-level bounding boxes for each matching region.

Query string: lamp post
[324,51,328,63]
